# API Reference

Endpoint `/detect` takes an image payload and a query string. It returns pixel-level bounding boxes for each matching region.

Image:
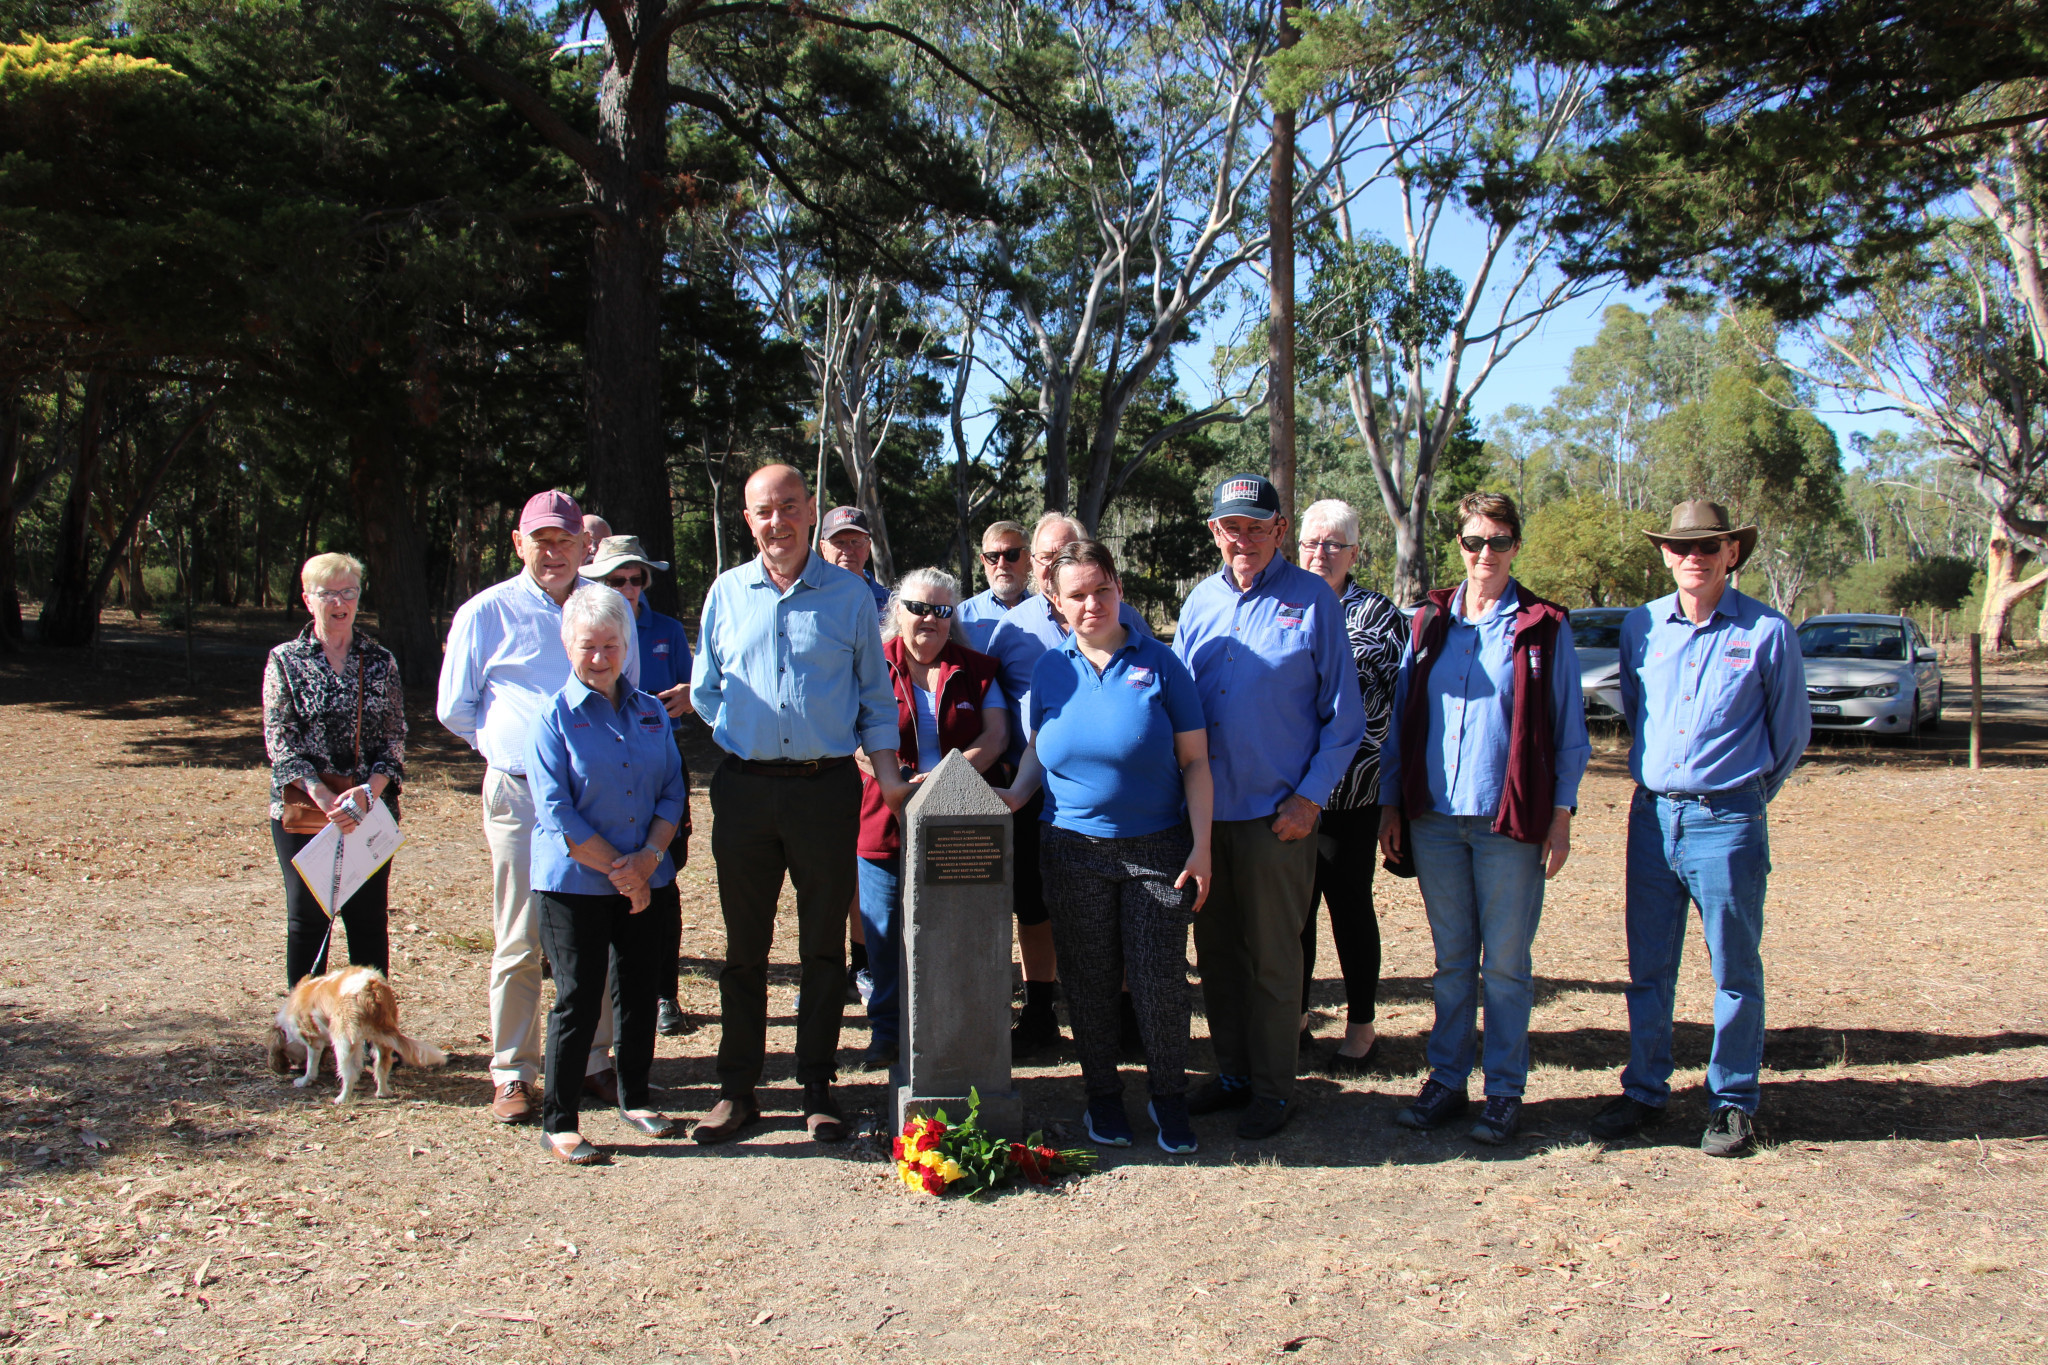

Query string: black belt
[730,755,853,778]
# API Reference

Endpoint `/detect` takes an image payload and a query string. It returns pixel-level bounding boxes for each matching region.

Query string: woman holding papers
[263,552,407,988]
[526,585,689,1164]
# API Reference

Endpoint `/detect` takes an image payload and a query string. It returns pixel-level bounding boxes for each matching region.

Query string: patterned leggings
[1040,822,1198,1099]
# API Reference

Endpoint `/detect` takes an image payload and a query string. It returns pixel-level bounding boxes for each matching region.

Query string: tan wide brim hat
[579,534,669,579]
[1642,499,1759,570]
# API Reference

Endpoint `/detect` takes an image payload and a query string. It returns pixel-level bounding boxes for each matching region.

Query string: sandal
[538,1131,605,1165]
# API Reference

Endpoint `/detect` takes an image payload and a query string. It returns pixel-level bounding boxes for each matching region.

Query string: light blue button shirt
[985,592,1152,764]
[1380,580,1591,816]
[436,573,638,775]
[1621,587,1809,800]
[957,587,1027,654]
[526,678,688,896]
[689,551,899,761]
[1172,557,1364,822]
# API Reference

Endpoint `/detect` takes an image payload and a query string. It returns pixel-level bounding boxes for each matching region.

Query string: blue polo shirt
[1172,557,1363,821]
[985,593,1152,765]
[526,678,689,896]
[632,599,693,730]
[957,588,1026,653]
[1027,634,1205,838]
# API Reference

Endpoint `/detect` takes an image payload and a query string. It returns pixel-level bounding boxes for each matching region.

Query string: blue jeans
[855,855,904,1047]
[1409,812,1547,1099]
[1622,785,1770,1114]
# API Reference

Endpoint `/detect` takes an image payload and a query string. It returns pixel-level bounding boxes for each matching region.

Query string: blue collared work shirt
[632,598,693,731]
[526,677,688,896]
[957,587,1026,654]
[436,573,638,775]
[1172,557,1364,822]
[985,592,1152,765]
[1028,633,1206,839]
[690,552,900,762]
[1380,579,1591,817]
[1620,586,1809,800]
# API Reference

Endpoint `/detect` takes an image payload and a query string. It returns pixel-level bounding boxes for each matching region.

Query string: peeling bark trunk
[1981,508,2047,650]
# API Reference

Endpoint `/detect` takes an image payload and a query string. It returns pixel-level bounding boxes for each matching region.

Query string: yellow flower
[899,1164,921,1190]
[919,1149,941,1169]
[939,1159,965,1182]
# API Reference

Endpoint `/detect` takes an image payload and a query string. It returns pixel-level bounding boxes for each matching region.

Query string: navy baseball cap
[820,506,872,539]
[1210,472,1280,520]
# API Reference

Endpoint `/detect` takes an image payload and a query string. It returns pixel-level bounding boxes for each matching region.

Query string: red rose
[892,1136,906,1160]
[916,1131,940,1153]
[921,1168,947,1196]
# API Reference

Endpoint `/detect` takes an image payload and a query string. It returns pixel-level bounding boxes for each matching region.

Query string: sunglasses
[1663,537,1727,558]
[981,546,1025,565]
[1458,534,1518,554]
[901,600,955,620]
[604,572,649,588]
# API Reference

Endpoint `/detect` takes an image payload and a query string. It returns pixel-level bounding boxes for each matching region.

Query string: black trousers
[708,758,860,1096]
[272,818,391,988]
[657,737,693,1001]
[1300,804,1382,1025]
[536,885,673,1134]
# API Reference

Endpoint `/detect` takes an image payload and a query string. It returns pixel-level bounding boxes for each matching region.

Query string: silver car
[1570,608,1628,720]
[1797,613,1944,736]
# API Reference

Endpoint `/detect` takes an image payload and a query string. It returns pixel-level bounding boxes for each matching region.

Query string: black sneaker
[1468,1095,1522,1145]
[1589,1094,1666,1141]
[1701,1105,1756,1158]
[1084,1094,1134,1147]
[857,1041,898,1073]
[655,998,691,1037]
[1011,1008,1063,1058]
[1237,1096,1291,1141]
[1186,1076,1255,1115]
[1148,1095,1198,1154]
[1392,1079,1469,1131]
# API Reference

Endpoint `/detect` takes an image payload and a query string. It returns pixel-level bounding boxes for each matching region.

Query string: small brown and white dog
[267,966,447,1104]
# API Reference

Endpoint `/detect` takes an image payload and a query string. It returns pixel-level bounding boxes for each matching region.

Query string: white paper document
[291,798,405,915]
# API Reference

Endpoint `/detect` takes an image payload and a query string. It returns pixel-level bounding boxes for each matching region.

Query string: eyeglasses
[901,600,955,620]
[1663,537,1726,558]
[604,572,649,588]
[1298,539,1355,555]
[1458,534,1518,554]
[981,546,1025,565]
[1031,549,1065,566]
[306,587,360,602]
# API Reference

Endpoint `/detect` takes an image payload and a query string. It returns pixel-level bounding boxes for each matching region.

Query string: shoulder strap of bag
[351,650,365,776]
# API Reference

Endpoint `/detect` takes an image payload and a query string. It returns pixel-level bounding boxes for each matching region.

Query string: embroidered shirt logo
[653,643,670,656]
[1127,665,1154,687]
[1725,645,1753,659]
[1277,603,1307,628]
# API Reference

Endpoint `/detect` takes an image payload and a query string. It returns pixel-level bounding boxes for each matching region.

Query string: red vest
[857,636,1001,859]
[1395,582,1567,845]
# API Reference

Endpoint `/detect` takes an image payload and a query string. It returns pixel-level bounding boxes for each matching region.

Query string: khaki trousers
[482,767,613,1085]
[1193,815,1320,1102]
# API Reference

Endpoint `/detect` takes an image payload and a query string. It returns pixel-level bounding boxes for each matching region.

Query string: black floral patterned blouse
[262,624,406,822]
[1326,579,1407,812]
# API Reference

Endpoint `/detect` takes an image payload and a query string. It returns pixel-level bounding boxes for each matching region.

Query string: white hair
[883,567,965,646]
[1031,510,1085,545]
[560,583,633,645]
[1301,499,1363,552]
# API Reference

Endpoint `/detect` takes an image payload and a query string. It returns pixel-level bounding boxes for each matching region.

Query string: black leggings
[272,818,391,988]
[537,886,673,1133]
[1300,804,1381,1025]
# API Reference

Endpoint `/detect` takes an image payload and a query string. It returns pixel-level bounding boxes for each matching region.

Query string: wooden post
[1969,632,1983,770]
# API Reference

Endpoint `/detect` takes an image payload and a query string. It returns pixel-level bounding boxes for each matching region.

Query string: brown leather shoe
[491,1080,537,1124]
[582,1068,619,1106]
[803,1082,848,1143]
[691,1094,759,1145]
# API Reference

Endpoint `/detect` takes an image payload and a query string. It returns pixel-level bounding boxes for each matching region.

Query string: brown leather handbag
[278,653,399,833]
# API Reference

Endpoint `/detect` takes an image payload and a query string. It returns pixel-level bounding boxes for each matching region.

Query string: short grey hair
[1301,499,1361,548]
[560,583,633,646]
[1031,510,1084,545]
[883,567,965,646]
[981,520,1027,547]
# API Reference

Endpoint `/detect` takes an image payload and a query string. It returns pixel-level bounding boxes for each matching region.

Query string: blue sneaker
[1084,1094,1134,1147]
[1148,1095,1198,1154]
[1392,1079,1469,1131]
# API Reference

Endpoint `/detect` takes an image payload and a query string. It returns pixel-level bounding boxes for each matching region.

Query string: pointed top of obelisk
[905,748,1009,822]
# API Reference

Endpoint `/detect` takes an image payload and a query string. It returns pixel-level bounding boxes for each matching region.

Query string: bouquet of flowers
[894,1089,1095,1198]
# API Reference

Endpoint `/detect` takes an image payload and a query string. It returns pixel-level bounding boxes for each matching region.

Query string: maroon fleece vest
[1396,582,1567,845]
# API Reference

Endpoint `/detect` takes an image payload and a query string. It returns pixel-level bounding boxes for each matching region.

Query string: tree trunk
[347,426,439,685]
[38,373,111,646]
[0,384,25,646]
[1981,508,2047,650]
[1391,493,1433,606]
[1266,13,1298,533]
[582,25,677,615]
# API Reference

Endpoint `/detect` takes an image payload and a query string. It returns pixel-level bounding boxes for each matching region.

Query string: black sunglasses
[604,572,648,588]
[1663,537,1726,557]
[1458,534,1518,554]
[981,546,1025,565]
[901,600,955,620]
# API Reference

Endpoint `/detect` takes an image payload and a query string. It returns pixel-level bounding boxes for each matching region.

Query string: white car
[1797,614,1944,736]
[1570,608,1628,721]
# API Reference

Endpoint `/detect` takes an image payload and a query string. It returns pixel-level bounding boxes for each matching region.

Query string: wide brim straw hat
[579,534,670,579]
[1641,499,1759,571]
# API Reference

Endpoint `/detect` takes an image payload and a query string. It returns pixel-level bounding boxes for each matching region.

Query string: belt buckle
[798,758,821,777]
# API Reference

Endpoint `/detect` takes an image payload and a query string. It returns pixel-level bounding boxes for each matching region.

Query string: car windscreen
[1570,616,1625,650]
[1798,622,1906,661]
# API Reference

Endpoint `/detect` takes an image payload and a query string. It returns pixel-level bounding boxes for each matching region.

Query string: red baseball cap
[518,490,584,534]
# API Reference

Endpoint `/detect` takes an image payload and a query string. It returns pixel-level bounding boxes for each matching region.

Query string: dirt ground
[0,611,2043,1365]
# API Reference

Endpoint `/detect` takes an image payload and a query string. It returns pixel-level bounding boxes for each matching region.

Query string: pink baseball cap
[518,490,584,534]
